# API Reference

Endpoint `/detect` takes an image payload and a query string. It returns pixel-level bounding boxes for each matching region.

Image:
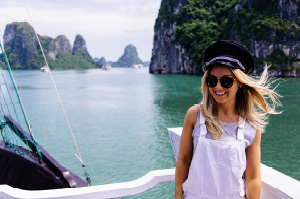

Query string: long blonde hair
[200,66,282,139]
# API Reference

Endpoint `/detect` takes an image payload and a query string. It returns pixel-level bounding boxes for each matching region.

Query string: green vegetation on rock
[270,49,289,64]
[2,22,95,70]
[174,0,239,67]
[0,54,5,68]
[47,53,95,70]
[155,0,178,29]
[3,22,44,69]
[156,0,300,71]
[233,2,291,41]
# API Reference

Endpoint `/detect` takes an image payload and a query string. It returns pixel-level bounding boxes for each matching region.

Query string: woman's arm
[175,106,198,199]
[245,128,261,199]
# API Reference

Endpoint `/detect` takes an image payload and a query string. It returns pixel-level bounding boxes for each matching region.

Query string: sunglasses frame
[205,75,236,89]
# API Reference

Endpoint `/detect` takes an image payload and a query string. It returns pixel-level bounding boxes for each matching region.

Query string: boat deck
[0,127,299,198]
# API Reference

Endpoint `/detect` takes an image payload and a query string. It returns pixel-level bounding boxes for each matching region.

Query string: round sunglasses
[205,75,236,88]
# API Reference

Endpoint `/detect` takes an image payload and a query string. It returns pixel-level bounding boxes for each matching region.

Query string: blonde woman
[175,41,281,199]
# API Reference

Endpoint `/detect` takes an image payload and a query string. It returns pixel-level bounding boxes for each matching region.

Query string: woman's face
[208,65,240,107]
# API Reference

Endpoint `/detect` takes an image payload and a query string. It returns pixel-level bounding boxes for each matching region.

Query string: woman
[175,41,281,199]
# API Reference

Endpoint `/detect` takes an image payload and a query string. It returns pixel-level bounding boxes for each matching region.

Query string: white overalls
[182,112,246,199]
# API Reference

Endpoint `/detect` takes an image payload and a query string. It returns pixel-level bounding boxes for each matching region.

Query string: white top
[192,110,257,152]
[183,110,257,198]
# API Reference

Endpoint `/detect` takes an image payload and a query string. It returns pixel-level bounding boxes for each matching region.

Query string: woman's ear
[238,82,244,89]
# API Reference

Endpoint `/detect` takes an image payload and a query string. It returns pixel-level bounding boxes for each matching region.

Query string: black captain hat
[203,40,254,74]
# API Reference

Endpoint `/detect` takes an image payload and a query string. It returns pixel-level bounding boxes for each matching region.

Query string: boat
[102,64,112,70]
[0,115,88,190]
[0,43,89,190]
[41,65,50,72]
[0,3,299,197]
[0,127,299,198]
[1,40,300,199]
[131,64,143,69]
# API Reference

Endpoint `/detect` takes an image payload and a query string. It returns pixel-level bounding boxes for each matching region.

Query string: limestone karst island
[150,0,300,77]
[0,22,144,70]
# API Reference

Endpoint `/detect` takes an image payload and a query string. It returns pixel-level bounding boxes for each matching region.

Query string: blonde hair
[200,66,282,139]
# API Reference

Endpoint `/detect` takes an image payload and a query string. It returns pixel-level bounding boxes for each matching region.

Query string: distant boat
[102,64,112,70]
[131,64,143,69]
[40,65,50,72]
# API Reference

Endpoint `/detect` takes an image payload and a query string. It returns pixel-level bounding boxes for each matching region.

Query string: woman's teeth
[215,92,226,95]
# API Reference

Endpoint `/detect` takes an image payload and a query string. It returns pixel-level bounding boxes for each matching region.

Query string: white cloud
[0,0,161,61]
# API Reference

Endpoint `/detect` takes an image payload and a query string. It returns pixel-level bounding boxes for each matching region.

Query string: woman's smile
[215,91,226,96]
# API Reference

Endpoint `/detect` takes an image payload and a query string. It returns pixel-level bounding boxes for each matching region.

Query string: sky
[0,0,161,62]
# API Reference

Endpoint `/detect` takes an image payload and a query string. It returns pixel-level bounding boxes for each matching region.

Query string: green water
[3,68,300,198]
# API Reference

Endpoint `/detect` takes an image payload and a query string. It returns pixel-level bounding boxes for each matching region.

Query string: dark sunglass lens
[220,76,234,88]
[206,76,218,87]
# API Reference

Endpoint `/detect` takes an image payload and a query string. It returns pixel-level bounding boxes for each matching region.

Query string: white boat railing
[0,127,299,199]
[0,169,175,199]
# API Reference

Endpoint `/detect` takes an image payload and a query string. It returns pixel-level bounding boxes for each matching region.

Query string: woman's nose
[215,81,223,90]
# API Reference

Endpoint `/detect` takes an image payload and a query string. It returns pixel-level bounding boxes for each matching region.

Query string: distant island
[0,22,94,70]
[0,22,146,70]
[94,44,145,68]
[112,44,144,67]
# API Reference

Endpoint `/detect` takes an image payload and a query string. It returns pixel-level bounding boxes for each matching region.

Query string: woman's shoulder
[187,104,200,116]
[188,104,200,112]
[186,104,200,124]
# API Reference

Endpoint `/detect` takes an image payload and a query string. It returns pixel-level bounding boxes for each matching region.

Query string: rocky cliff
[150,0,194,74]
[72,34,93,62]
[2,22,95,69]
[231,0,300,76]
[47,35,72,60]
[3,22,42,69]
[150,0,300,76]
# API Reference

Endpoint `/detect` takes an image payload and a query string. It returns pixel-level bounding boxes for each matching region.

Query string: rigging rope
[23,0,91,185]
[0,42,37,158]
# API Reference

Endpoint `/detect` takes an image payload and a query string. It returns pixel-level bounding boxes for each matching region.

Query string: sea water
[3,68,300,198]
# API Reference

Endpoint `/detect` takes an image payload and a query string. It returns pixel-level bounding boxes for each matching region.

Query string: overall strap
[237,117,245,141]
[192,109,202,138]
[199,111,208,138]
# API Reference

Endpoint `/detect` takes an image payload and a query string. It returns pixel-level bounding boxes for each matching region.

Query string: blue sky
[0,0,161,61]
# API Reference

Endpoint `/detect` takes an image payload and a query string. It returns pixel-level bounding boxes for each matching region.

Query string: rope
[0,43,32,157]
[23,0,90,185]
[0,48,22,126]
